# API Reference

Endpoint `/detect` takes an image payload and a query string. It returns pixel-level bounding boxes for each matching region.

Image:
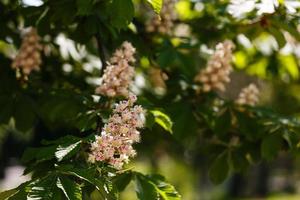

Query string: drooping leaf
[148,174,181,200]
[114,171,133,192]
[56,176,82,200]
[135,174,158,200]
[209,152,229,184]
[150,110,173,133]
[135,173,181,200]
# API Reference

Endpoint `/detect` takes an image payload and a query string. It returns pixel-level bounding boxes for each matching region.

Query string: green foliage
[56,176,82,200]
[146,0,163,14]
[135,173,181,200]
[209,152,229,184]
[2,0,300,198]
[150,110,173,133]
[109,0,134,29]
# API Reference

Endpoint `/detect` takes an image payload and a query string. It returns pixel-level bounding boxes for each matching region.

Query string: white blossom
[194,40,235,92]
[88,94,145,169]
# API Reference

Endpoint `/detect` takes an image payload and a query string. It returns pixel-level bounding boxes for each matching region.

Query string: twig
[96,33,109,76]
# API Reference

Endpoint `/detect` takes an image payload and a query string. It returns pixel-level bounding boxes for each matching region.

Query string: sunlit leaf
[150,110,173,133]
[55,141,81,162]
[146,0,163,14]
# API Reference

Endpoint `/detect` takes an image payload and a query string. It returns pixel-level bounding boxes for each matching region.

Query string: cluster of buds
[11,28,42,75]
[236,83,260,106]
[146,0,177,35]
[194,40,235,92]
[95,42,136,97]
[88,94,145,169]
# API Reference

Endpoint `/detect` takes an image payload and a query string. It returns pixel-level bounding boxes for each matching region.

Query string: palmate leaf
[26,174,58,200]
[135,172,181,200]
[1,174,82,200]
[57,165,117,200]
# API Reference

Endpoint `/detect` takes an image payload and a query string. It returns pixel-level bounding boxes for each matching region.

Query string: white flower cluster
[228,0,300,19]
[11,28,42,75]
[95,42,136,97]
[88,94,145,169]
[236,83,260,106]
[146,0,177,35]
[194,40,235,92]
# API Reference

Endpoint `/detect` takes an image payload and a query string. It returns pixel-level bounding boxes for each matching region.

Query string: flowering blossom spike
[95,42,136,97]
[88,94,145,169]
[194,40,235,92]
[146,0,177,35]
[236,83,260,106]
[11,28,42,75]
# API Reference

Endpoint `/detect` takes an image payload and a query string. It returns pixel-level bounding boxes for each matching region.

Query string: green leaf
[26,174,58,200]
[145,111,155,129]
[114,171,133,192]
[168,103,198,140]
[22,136,82,163]
[150,110,173,133]
[22,146,57,163]
[235,111,261,140]
[261,134,282,161]
[0,181,30,200]
[149,175,181,200]
[135,174,159,200]
[109,0,134,29]
[135,173,181,200]
[55,141,81,162]
[157,42,178,69]
[76,0,93,16]
[272,18,300,41]
[56,176,82,200]
[214,108,231,136]
[268,26,286,49]
[75,111,97,132]
[57,165,115,199]
[14,94,37,132]
[209,152,229,184]
[0,188,18,200]
[146,0,163,14]
[229,150,249,172]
